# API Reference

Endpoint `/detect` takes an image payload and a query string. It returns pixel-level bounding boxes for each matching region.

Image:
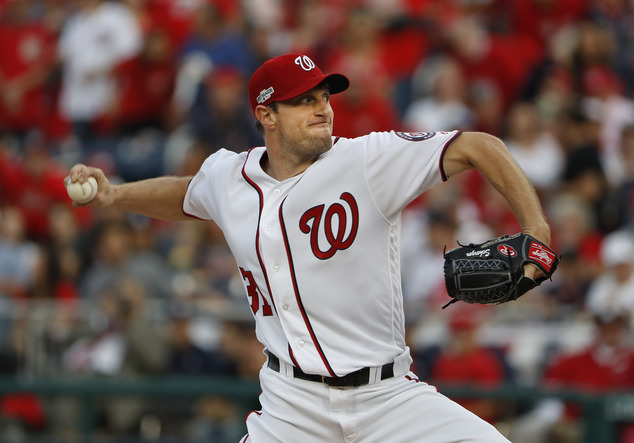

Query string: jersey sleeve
[363,130,462,220]
[183,148,242,221]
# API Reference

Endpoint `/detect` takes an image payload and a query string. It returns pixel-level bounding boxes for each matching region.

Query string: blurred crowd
[0,0,634,441]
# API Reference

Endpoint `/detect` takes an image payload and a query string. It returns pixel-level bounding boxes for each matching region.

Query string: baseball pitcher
[66,53,556,442]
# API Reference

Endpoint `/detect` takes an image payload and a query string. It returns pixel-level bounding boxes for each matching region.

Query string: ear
[255,105,277,129]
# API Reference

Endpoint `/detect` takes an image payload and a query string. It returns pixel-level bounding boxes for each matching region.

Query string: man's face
[274,84,334,162]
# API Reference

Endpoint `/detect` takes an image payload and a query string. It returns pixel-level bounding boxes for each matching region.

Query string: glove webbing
[442,244,519,309]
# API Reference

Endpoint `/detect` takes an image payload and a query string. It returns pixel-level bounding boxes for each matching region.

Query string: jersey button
[282,304,289,311]
[274,188,281,195]
[273,265,279,272]
[298,340,305,346]
[265,225,271,231]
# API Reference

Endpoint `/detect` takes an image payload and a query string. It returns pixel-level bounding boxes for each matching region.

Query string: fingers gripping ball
[442,233,560,308]
[66,177,98,204]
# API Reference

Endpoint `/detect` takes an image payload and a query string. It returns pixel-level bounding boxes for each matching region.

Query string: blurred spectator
[186,395,244,443]
[0,206,40,302]
[0,390,46,440]
[143,0,241,50]
[463,167,523,236]
[187,66,261,153]
[467,79,506,137]
[162,218,241,307]
[274,0,339,58]
[588,0,634,95]
[547,192,603,283]
[373,6,432,115]
[0,132,81,241]
[571,21,618,90]
[541,200,594,317]
[508,0,588,53]
[585,230,634,315]
[170,2,255,124]
[542,249,592,318]
[616,126,634,227]
[539,308,634,443]
[111,27,177,136]
[503,101,564,196]
[446,15,542,111]
[183,301,263,442]
[558,109,620,233]
[581,65,634,187]
[42,204,83,300]
[324,7,394,101]
[401,181,492,321]
[423,308,509,425]
[58,0,142,148]
[0,205,41,379]
[330,71,401,138]
[0,323,46,439]
[175,2,254,106]
[403,56,475,132]
[39,300,89,377]
[321,6,403,138]
[79,219,174,301]
[0,0,57,138]
[167,303,235,376]
[401,207,459,319]
[217,307,264,380]
[509,306,634,443]
[58,278,169,435]
[523,27,578,128]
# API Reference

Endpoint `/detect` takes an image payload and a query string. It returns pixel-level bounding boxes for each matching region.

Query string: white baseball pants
[240,363,511,442]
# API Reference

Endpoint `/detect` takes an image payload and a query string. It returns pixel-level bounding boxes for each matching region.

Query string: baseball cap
[600,230,634,267]
[248,53,349,113]
[593,307,629,325]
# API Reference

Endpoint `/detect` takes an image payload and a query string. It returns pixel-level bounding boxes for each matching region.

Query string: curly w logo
[299,192,359,260]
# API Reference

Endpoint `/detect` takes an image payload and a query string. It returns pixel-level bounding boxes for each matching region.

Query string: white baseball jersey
[183,130,462,377]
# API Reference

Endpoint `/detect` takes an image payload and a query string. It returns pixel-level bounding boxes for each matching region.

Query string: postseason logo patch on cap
[257,87,274,104]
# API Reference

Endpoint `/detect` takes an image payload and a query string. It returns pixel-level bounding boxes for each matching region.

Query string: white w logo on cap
[294,55,315,71]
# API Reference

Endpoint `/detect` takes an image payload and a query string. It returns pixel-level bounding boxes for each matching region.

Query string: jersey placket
[258,183,324,372]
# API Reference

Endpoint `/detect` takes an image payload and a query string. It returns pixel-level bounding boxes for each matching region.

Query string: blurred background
[0,0,633,442]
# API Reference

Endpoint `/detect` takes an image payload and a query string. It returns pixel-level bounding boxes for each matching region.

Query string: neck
[261,149,314,181]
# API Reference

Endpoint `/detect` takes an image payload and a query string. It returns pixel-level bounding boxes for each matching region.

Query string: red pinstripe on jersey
[241,149,278,315]
[279,197,337,377]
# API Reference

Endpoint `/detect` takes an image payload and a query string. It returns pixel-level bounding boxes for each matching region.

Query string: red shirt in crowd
[544,344,634,419]
[145,0,241,49]
[0,20,56,133]
[113,53,176,128]
[430,346,505,423]
[0,148,91,241]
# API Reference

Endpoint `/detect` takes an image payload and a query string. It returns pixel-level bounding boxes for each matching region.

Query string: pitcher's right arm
[66,164,193,221]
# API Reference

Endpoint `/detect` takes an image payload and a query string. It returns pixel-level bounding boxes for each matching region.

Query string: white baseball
[66,176,98,204]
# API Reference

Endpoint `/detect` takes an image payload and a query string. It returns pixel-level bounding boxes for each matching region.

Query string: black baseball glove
[442,233,559,308]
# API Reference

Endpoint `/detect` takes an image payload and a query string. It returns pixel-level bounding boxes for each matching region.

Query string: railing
[0,376,261,443]
[0,377,630,443]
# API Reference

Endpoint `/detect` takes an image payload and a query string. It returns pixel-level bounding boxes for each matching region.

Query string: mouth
[310,121,331,129]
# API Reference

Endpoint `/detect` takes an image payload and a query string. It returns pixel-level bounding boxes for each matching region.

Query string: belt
[265,350,394,387]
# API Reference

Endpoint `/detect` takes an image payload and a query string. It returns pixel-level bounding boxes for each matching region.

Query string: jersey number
[240,267,273,316]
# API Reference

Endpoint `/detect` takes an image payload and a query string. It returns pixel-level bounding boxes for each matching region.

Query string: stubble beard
[279,124,333,164]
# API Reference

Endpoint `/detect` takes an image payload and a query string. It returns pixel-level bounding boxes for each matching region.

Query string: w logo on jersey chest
[299,192,359,260]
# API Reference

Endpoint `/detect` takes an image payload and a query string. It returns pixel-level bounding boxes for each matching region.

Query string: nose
[315,98,332,117]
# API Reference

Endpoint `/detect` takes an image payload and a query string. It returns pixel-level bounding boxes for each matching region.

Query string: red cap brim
[263,73,349,106]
